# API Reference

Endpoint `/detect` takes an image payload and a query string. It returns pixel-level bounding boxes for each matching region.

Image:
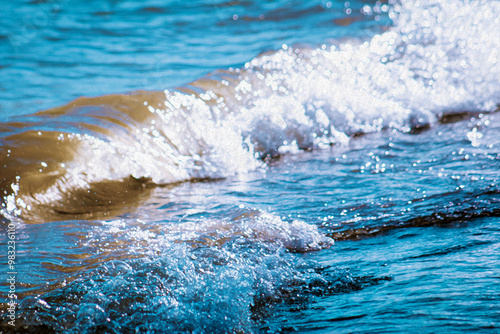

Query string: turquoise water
[1,0,500,333]
[0,0,388,121]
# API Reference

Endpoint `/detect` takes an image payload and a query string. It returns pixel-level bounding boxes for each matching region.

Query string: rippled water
[1,0,500,333]
[0,0,389,120]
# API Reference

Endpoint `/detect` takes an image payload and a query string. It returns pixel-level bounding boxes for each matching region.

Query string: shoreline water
[1,0,500,332]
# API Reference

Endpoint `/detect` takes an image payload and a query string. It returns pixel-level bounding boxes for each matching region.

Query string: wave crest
[1,0,498,220]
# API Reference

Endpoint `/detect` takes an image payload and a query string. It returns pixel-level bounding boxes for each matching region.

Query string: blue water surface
[1,0,500,333]
[0,0,388,120]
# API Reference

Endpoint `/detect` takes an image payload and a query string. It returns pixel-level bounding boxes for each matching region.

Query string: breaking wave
[1,0,499,220]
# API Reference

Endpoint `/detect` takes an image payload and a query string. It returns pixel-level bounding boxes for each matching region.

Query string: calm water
[1,0,500,333]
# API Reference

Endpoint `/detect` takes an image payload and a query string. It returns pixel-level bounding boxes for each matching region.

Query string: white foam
[84,0,497,186]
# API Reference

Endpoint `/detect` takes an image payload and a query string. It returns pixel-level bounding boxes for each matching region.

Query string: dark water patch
[328,195,500,241]
[403,240,492,260]
[326,314,367,322]
[92,10,114,17]
[440,111,479,124]
[410,109,499,134]
[140,6,167,14]
[264,4,327,22]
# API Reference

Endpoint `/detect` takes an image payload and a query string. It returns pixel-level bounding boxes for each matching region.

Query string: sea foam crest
[135,0,500,183]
